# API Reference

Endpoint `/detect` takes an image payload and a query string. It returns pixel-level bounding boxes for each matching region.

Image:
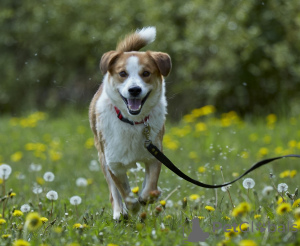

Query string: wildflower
[198,216,205,220]
[70,196,82,205]
[165,215,172,219]
[182,197,187,209]
[189,194,200,201]
[294,208,300,219]
[205,206,215,212]
[232,202,251,217]
[198,166,206,173]
[262,186,273,196]
[277,197,284,205]
[276,203,292,215]
[13,210,23,217]
[221,185,231,192]
[290,170,297,178]
[243,178,255,189]
[292,199,300,208]
[223,216,231,221]
[46,190,58,200]
[20,204,31,213]
[10,192,16,198]
[166,200,174,208]
[41,217,48,223]
[85,138,94,149]
[277,183,288,192]
[254,214,261,219]
[2,234,12,239]
[12,239,31,246]
[0,164,12,180]
[293,220,300,229]
[241,151,249,159]
[73,223,82,229]
[188,151,198,159]
[258,147,269,157]
[11,151,23,162]
[29,163,42,172]
[89,160,100,171]
[131,187,139,194]
[36,177,45,185]
[43,172,55,182]
[239,240,257,246]
[280,170,291,178]
[25,212,42,231]
[76,177,88,187]
[107,244,118,246]
[32,184,43,194]
[232,172,239,177]
[224,227,238,239]
[0,219,6,225]
[195,122,207,132]
[159,200,166,207]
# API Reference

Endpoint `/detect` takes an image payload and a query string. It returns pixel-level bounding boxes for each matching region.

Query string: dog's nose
[128,86,142,97]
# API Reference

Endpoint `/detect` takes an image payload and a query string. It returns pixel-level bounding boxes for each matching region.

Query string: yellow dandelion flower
[266,114,277,125]
[274,146,283,155]
[224,228,238,239]
[85,138,94,149]
[87,178,93,185]
[254,214,261,219]
[214,165,221,171]
[205,205,215,212]
[198,216,205,220]
[131,187,139,194]
[276,203,292,215]
[10,192,16,198]
[159,200,166,206]
[294,208,300,219]
[241,151,249,159]
[189,194,200,201]
[232,207,244,217]
[277,197,284,205]
[289,140,297,148]
[198,166,206,173]
[25,212,42,231]
[73,223,82,229]
[290,170,297,178]
[239,240,257,246]
[188,151,198,159]
[107,244,118,246]
[53,227,63,233]
[183,114,195,123]
[0,219,6,225]
[10,151,23,162]
[67,243,80,246]
[232,202,251,217]
[224,216,231,221]
[258,147,269,157]
[165,215,172,219]
[195,122,207,132]
[13,210,23,217]
[293,219,300,229]
[36,177,45,185]
[280,170,291,178]
[249,133,258,142]
[263,135,271,144]
[237,223,249,233]
[49,149,62,161]
[232,172,239,177]
[293,199,300,208]
[239,202,251,212]
[201,105,216,115]
[12,239,31,246]
[2,234,12,239]
[41,217,48,223]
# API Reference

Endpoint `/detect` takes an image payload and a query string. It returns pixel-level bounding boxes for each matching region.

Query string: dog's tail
[116,26,156,52]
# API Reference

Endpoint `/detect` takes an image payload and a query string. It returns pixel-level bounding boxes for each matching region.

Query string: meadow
[0,107,300,246]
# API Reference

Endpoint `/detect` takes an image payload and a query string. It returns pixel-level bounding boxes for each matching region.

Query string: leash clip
[143,121,152,148]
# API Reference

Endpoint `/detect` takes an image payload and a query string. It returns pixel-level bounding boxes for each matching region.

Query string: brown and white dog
[89,27,171,219]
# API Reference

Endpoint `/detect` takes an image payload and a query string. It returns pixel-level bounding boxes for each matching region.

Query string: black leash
[143,123,300,189]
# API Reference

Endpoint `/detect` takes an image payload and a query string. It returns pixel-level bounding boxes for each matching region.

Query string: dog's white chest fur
[95,88,166,173]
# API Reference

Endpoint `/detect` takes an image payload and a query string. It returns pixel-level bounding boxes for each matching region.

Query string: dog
[89,26,171,219]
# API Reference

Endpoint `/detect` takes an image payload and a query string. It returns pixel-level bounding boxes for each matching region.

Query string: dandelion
[131,187,139,194]
[10,151,23,162]
[2,234,12,239]
[205,206,215,212]
[221,185,231,192]
[0,164,12,180]
[232,202,251,217]
[46,190,58,218]
[32,184,43,194]
[76,177,88,187]
[198,166,206,173]
[70,196,82,205]
[20,204,31,213]
[239,240,257,246]
[198,216,205,220]
[89,160,100,171]
[243,178,255,189]
[294,208,300,219]
[73,223,82,229]
[41,217,48,223]
[29,163,42,172]
[278,183,288,192]
[254,214,261,219]
[0,219,6,225]
[43,172,55,182]
[189,194,200,201]
[293,198,300,208]
[276,203,292,215]
[223,216,231,221]
[224,227,238,239]
[159,200,166,208]
[290,170,297,178]
[262,186,273,196]
[12,210,23,217]
[25,212,42,231]
[280,170,291,178]
[12,239,31,246]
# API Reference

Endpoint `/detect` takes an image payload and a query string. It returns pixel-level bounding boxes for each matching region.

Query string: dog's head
[100,27,171,119]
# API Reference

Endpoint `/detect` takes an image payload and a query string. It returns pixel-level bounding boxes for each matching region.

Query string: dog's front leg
[108,163,141,216]
[139,160,162,205]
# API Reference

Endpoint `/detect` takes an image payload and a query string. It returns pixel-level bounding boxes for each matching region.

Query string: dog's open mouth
[119,91,151,115]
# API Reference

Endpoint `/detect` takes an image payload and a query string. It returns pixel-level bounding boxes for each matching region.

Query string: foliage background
[1,0,300,119]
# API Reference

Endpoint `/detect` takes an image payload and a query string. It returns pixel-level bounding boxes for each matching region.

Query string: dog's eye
[119,71,128,78]
[142,71,150,77]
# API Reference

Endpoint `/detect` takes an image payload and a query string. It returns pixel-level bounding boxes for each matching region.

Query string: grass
[0,107,300,246]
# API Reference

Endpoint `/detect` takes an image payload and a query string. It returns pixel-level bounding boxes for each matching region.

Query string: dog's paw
[138,190,161,205]
[113,206,128,221]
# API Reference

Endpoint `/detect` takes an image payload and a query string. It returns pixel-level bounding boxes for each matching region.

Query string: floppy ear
[148,52,172,77]
[99,51,120,74]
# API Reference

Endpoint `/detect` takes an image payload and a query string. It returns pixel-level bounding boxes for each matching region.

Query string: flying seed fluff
[116,26,156,52]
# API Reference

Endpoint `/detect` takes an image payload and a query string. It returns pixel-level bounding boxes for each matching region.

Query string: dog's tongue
[128,98,142,111]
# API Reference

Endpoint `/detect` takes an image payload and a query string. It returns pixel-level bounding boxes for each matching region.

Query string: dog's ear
[100,51,120,74]
[148,52,172,77]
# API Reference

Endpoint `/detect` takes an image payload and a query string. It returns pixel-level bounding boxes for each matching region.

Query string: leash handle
[146,143,300,189]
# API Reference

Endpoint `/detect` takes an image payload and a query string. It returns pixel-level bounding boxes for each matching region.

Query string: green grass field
[0,107,300,246]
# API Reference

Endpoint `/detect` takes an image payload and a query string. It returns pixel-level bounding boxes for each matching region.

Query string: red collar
[114,107,149,125]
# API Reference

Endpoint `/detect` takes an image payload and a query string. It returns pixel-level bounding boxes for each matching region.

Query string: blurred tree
[0,0,299,118]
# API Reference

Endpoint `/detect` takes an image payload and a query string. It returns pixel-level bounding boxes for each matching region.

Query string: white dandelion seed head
[43,171,55,182]
[221,184,232,192]
[166,200,174,208]
[243,178,255,189]
[76,177,88,187]
[46,190,58,200]
[30,163,42,172]
[89,160,100,171]
[70,196,82,205]
[262,186,274,196]
[20,204,31,213]
[16,173,26,180]
[278,183,288,192]
[32,184,43,194]
[0,164,12,180]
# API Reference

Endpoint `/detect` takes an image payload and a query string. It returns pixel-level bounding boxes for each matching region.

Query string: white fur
[136,26,156,44]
